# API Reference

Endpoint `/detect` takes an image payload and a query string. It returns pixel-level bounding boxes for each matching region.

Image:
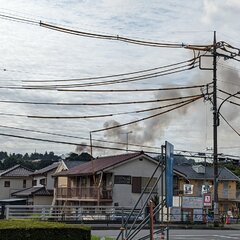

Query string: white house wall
[108,157,163,208]
[0,178,32,200]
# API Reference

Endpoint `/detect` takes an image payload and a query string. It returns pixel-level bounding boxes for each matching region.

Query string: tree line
[0,151,92,170]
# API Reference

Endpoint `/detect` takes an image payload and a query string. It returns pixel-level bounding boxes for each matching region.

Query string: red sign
[203,193,212,207]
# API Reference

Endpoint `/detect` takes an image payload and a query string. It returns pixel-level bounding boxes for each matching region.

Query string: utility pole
[212,30,219,226]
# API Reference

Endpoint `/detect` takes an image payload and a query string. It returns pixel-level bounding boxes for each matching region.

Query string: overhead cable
[0,13,213,50]
[0,94,203,106]
[218,89,240,100]
[28,98,196,119]
[92,96,203,133]
[0,124,161,150]
[0,84,206,92]
[219,112,240,137]
[218,97,240,107]
[23,63,198,89]
[22,57,199,83]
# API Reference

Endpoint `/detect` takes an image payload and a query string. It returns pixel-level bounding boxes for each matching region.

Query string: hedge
[0,220,91,240]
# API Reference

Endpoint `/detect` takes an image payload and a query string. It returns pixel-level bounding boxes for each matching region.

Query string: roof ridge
[95,151,143,159]
[0,164,21,176]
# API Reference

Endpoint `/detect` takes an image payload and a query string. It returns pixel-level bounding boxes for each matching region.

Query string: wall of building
[0,178,32,200]
[46,170,55,190]
[33,195,53,205]
[108,157,163,208]
[218,180,236,200]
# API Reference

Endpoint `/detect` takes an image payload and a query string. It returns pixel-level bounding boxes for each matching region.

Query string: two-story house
[12,160,87,205]
[0,165,33,200]
[54,151,163,208]
[173,164,240,220]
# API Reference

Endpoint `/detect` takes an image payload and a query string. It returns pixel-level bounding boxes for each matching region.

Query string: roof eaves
[100,152,146,173]
[0,164,21,176]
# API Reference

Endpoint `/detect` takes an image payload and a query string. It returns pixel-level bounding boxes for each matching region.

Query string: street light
[214,90,240,225]
[120,131,133,152]
[217,91,240,126]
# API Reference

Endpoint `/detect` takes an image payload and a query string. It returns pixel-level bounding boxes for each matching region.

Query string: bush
[0,220,90,240]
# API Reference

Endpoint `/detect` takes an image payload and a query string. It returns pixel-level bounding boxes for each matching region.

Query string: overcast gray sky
[0,0,239,157]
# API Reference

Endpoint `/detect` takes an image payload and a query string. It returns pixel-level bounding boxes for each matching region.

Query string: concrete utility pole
[212,31,219,226]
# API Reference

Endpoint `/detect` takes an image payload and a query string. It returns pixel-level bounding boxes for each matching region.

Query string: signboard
[193,209,203,222]
[170,207,181,222]
[184,184,193,194]
[182,196,203,209]
[203,193,212,207]
[165,141,174,207]
[201,185,211,195]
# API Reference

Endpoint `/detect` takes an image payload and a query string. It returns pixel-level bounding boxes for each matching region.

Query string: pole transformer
[212,31,219,225]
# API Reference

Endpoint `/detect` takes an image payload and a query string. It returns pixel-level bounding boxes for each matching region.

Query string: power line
[219,112,240,137]
[218,97,240,107]
[23,63,198,89]
[28,98,195,119]
[0,131,152,154]
[92,96,202,133]
[57,84,207,93]
[218,89,240,100]
[39,21,212,50]
[0,124,160,150]
[22,57,199,83]
[0,94,203,107]
[0,83,206,92]
[0,13,213,49]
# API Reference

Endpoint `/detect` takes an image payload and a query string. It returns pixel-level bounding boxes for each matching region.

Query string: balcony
[56,187,113,202]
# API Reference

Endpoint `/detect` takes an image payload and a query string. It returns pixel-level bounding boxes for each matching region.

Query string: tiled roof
[174,165,240,181]
[56,151,145,176]
[0,165,34,177]
[12,187,43,197]
[32,162,60,175]
[12,187,53,197]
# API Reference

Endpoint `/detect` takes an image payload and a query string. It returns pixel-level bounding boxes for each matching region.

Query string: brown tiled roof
[56,151,145,176]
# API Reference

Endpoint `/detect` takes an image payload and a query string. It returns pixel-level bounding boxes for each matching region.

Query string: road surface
[92,229,240,239]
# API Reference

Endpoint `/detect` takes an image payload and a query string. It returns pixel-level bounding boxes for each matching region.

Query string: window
[132,177,141,193]
[4,181,10,187]
[23,179,26,188]
[132,177,158,193]
[141,177,157,193]
[114,175,131,184]
[32,180,37,186]
[40,178,46,186]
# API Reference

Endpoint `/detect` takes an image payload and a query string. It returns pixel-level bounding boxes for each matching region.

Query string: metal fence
[3,205,144,222]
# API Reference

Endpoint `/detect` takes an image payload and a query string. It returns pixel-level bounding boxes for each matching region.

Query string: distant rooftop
[0,165,34,177]
[32,162,60,175]
[174,165,240,181]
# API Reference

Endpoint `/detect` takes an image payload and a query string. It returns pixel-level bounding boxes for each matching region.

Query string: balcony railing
[56,187,112,201]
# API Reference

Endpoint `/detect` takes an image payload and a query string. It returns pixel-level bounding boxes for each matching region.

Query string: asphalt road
[92,229,240,239]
